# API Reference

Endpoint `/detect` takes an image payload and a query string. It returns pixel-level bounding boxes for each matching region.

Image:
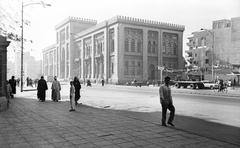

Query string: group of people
[6,74,174,126]
[37,76,82,112]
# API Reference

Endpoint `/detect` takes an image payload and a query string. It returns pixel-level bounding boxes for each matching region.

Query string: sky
[1,0,240,60]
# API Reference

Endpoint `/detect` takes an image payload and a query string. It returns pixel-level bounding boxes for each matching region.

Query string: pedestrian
[159,76,175,127]
[233,78,236,89]
[26,77,29,86]
[51,76,61,102]
[69,81,76,112]
[37,76,48,102]
[9,76,16,98]
[16,78,20,87]
[34,79,38,87]
[101,79,105,86]
[6,80,12,108]
[73,76,81,105]
[87,80,91,87]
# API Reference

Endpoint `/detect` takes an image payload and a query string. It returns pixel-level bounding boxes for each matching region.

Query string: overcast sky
[2,0,240,60]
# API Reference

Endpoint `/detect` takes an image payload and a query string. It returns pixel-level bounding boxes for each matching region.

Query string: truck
[174,80,204,89]
[174,72,205,89]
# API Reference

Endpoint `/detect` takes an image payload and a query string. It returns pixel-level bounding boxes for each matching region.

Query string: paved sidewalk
[0,97,239,148]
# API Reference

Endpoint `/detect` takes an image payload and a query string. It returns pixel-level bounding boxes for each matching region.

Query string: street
[79,85,240,128]
[19,84,240,128]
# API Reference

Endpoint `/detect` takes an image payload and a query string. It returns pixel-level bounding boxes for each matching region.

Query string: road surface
[18,84,240,128]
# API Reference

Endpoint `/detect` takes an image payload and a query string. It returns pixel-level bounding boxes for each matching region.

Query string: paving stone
[111,138,127,144]
[117,142,136,148]
[75,143,97,148]
[9,142,32,148]
[93,140,113,146]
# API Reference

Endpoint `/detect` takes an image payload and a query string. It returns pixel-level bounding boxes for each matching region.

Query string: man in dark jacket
[9,76,16,98]
[37,76,48,102]
[73,77,81,105]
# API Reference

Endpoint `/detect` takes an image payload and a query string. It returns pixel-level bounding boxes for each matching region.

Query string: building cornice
[74,15,185,41]
[42,44,56,53]
[55,16,97,30]
[110,15,185,31]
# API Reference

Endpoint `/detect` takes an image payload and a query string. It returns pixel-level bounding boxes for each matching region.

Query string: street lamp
[200,28,214,81]
[20,1,51,92]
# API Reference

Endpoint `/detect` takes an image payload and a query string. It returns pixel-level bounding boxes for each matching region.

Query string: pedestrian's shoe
[69,109,74,112]
[162,123,167,127]
[167,122,175,127]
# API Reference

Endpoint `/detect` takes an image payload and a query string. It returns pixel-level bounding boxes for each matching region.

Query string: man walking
[37,76,48,102]
[159,76,175,127]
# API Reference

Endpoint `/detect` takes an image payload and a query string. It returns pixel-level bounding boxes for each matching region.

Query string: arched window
[131,39,135,52]
[125,39,129,52]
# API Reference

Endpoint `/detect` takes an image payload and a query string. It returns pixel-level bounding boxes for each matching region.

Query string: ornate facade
[42,16,185,84]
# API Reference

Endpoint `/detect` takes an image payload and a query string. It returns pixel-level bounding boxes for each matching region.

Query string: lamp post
[20,1,51,92]
[200,28,214,81]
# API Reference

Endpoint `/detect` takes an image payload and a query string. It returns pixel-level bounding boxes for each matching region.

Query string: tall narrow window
[111,40,114,52]
[173,42,177,55]
[109,29,115,53]
[131,39,135,52]
[111,63,114,74]
[148,41,151,53]
[125,39,129,52]
[137,40,141,53]
[152,41,156,53]
[66,26,69,40]
[163,41,166,53]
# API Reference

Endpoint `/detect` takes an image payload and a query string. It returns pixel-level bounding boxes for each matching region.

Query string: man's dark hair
[165,76,170,81]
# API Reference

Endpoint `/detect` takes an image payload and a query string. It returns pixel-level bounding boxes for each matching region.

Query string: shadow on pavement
[113,110,240,146]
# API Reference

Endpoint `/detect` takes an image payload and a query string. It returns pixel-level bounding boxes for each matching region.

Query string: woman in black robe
[9,76,16,98]
[73,77,81,105]
[37,76,48,102]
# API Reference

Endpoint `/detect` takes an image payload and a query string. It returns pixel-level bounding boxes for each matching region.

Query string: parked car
[202,81,218,89]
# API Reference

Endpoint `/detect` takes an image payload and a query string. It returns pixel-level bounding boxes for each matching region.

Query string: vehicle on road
[202,81,218,89]
[174,81,204,89]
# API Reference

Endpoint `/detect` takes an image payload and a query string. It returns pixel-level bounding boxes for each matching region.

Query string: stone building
[186,17,240,69]
[0,36,10,111]
[42,16,185,84]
